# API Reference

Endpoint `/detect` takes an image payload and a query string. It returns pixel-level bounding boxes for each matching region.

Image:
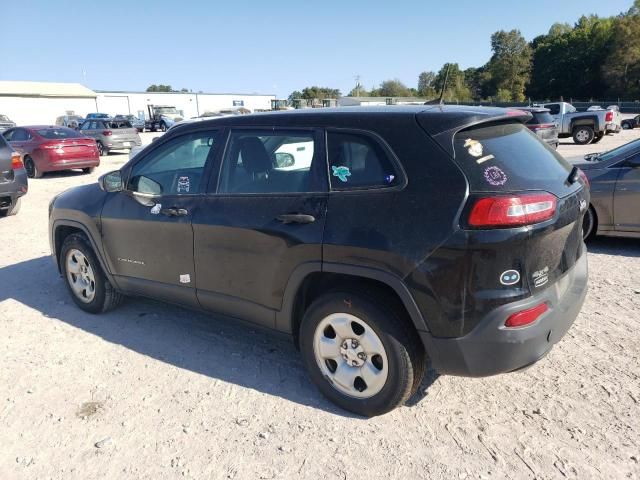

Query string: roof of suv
[169,105,531,138]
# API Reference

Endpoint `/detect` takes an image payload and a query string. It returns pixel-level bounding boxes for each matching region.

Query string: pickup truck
[539,102,620,145]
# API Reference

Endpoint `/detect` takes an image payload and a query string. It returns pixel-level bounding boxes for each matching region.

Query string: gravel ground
[1,130,639,480]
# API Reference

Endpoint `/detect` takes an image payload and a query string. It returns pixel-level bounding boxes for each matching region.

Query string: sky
[2,0,633,98]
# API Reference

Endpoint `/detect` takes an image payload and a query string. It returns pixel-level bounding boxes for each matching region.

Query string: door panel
[100,130,221,307]
[193,128,327,329]
[614,162,640,232]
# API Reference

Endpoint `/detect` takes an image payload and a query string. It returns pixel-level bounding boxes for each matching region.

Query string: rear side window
[528,112,555,125]
[453,122,572,192]
[545,104,560,115]
[327,131,398,190]
[106,121,132,129]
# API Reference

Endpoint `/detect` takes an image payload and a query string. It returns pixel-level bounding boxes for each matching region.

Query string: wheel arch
[276,263,429,347]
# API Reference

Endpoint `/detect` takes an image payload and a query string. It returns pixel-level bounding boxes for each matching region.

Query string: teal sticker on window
[332,165,351,182]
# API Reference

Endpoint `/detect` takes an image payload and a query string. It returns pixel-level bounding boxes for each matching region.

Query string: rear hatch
[449,121,587,294]
[105,121,140,144]
[526,111,558,142]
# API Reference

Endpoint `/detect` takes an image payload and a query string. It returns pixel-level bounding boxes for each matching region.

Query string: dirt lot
[1,130,639,480]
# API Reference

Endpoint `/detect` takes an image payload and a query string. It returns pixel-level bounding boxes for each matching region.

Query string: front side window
[218,130,321,194]
[327,131,399,190]
[129,131,219,196]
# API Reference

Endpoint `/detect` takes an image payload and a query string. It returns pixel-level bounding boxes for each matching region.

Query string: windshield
[37,128,82,139]
[156,107,178,114]
[0,115,9,122]
[595,139,640,162]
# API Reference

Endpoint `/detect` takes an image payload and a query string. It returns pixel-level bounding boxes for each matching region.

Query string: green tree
[486,29,532,101]
[417,71,437,97]
[288,90,303,104]
[433,63,472,101]
[300,86,341,99]
[376,79,411,97]
[603,12,640,98]
[146,84,173,92]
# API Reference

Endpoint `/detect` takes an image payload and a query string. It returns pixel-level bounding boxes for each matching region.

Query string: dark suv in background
[48,106,589,416]
[0,135,27,216]
[519,106,559,149]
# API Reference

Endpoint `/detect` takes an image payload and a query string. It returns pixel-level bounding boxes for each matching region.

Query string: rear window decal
[484,166,507,186]
[150,203,161,215]
[332,165,351,182]
[464,138,484,157]
[475,154,495,165]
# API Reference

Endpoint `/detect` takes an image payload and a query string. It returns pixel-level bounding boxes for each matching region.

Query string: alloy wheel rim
[66,249,96,303]
[313,313,389,399]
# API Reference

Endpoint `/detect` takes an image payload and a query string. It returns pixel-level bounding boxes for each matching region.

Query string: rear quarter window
[453,122,572,193]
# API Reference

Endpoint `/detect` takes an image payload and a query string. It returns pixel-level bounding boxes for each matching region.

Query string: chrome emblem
[579,199,587,212]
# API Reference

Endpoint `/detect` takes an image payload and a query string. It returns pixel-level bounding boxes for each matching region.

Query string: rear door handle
[160,207,188,217]
[276,213,316,224]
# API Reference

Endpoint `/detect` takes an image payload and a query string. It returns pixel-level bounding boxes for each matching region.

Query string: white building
[0,81,97,125]
[0,81,276,125]
[95,91,276,120]
[338,96,427,107]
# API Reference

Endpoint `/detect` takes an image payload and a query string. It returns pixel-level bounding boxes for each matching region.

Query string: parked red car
[1,126,99,178]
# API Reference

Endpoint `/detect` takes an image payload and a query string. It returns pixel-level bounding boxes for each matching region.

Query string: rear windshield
[453,122,572,193]
[106,121,132,129]
[528,112,555,125]
[37,128,82,139]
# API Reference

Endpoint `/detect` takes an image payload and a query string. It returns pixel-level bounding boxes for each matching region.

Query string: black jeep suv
[49,106,589,416]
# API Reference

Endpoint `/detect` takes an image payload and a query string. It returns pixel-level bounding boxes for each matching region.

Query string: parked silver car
[113,114,145,132]
[79,118,141,156]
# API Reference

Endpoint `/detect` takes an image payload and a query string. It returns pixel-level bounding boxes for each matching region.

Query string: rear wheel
[82,167,95,174]
[299,290,425,417]
[60,233,123,313]
[97,142,107,156]
[24,156,42,178]
[582,206,596,241]
[622,123,631,130]
[0,197,21,217]
[573,126,594,145]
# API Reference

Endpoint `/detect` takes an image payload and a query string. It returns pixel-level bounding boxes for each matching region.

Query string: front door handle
[160,207,188,217]
[276,213,316,224]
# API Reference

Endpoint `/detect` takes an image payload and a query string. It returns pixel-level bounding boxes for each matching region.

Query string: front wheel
[622,123,631,130]
[60,233,123,313]
[159,122,167,132]
[573,126,595,145]
[299,290,425,417]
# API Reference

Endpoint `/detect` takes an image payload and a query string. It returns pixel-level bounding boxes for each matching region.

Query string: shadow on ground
[587,235,640,258]
[0,255,440,417]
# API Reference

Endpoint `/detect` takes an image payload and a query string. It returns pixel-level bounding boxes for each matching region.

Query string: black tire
[622,122,631,130]
[592,132,604,144]
[60,233,123,314]
[82,167,95,174]
[24,156,42,178]
[0,197,21,217]
[97,142,107,156]
[582,206,597,241]
[299,290,425,417]
[160,122,167,132]
[572,126,595,145]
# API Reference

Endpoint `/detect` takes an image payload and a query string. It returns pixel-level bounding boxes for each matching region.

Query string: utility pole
[354,75,361,97]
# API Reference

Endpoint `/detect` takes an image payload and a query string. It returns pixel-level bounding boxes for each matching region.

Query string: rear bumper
[104,139,142,150]
[46,158,100,171]
[420,249,588,377]
[0,169,28,207]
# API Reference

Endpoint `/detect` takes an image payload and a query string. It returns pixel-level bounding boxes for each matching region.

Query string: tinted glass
[453,122,572,193]
[105,121,132,129]
[129,131,218,195]
[36,128,82,139]
[598,139,640,163]
[529,112,555,124]
[11,129,29,141]
[545,104,560,115]
[218,130,319,194]
[327,131,398,190]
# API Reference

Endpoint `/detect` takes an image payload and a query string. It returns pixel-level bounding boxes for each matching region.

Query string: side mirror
[99,170,123,192]
[275,152,295,168]
[151,137,160,143]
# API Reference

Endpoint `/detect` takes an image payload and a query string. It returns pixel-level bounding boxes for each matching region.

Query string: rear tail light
[505,303,548,328]
[102,130,113,136]
[11,152,24,170]
[605,111,613,122]
[468,193,557,228]
[528,123,554,132]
